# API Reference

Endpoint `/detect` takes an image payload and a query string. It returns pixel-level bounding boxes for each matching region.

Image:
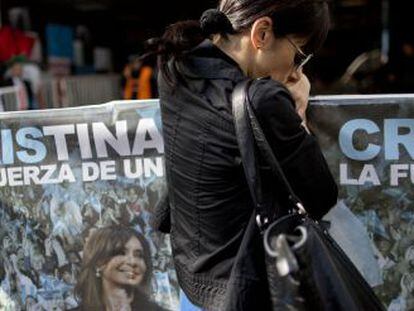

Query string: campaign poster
[2,95,414,311]
[309,95,414,311]
[0,100,179,311]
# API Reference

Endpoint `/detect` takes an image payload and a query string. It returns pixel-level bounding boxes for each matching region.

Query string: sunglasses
[286,37,313,70]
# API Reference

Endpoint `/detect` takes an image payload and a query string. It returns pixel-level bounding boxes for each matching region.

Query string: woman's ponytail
[158,20,204,85]
[160,20,204,61]
[158,9,235,85]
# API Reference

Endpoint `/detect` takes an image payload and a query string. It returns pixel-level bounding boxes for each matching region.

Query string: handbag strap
[232,80,266,218]
[232,79,307,229]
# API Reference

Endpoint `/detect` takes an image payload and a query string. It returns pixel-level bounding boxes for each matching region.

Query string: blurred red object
[0,26,35,62]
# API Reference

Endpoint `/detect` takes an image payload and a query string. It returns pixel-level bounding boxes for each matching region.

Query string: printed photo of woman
[73,225,165,311]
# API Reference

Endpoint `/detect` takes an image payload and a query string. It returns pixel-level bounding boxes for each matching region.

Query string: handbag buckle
[289,195,307,215]
[273,235,300,276]
[256,214,269,229]
[296,202,307,214]
[264,226,308,276]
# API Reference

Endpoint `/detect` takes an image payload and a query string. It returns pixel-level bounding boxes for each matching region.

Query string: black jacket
[158,40,338,310]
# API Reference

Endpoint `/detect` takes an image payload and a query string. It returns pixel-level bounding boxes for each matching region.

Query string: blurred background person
[122,55,142,100]
[2,55,33,110]
[122,37,160,100]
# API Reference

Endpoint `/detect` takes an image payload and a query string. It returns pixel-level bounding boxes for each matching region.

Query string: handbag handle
[232,79,307,228]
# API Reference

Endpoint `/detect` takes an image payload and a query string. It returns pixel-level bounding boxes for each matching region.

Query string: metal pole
[381,0,390,63]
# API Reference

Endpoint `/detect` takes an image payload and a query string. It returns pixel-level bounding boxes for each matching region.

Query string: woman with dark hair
[74,226,164,310]
[158,0,338,310]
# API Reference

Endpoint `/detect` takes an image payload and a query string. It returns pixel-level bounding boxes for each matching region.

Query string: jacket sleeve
[151,191,171,233]
[248,78,338,219]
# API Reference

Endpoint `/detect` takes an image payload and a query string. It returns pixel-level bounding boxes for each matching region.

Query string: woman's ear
[250,16,274,50]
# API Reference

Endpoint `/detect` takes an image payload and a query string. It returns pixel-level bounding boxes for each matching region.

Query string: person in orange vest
[122,56,142,100]
[122,38,160,100]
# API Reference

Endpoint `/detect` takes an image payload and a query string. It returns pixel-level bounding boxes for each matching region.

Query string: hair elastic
[200,9,235,36]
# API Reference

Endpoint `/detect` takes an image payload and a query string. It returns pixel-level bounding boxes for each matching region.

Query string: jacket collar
[178,39,245,81]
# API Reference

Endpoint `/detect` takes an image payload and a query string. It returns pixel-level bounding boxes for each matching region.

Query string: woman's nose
[126,254,138,266]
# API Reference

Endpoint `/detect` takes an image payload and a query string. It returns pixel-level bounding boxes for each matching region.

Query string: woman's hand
[286,72,311,133]
[286,72,310,121]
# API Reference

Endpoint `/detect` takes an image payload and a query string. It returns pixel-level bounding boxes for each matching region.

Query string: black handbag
[231,79,386,311]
